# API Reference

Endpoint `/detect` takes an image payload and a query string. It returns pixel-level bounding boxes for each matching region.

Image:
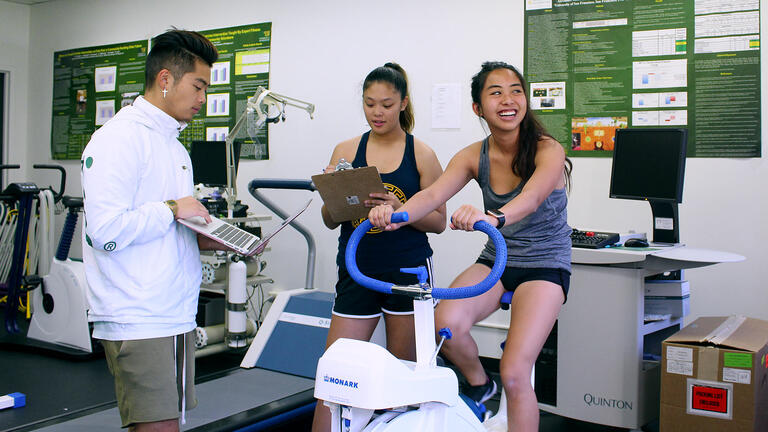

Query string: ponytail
[363,62,414,133]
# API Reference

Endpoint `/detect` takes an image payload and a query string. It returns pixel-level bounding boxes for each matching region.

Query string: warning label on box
[691,385,728,413]
[687,379,733,419]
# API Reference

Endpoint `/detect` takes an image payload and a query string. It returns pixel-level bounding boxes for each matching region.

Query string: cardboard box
[660,316,768,432]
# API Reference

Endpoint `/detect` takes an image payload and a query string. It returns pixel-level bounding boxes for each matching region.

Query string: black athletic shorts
[332,259,433,318]
[476,258,570,303]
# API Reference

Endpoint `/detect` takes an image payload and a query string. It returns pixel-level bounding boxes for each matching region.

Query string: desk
[470,245,743,430]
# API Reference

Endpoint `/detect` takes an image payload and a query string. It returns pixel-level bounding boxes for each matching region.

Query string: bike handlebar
[344,212,507,300]
[33,164,66,202]
[248,178,316,192]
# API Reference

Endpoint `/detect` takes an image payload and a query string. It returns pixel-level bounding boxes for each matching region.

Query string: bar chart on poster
[49,22,272,160]
[180,22,273,160]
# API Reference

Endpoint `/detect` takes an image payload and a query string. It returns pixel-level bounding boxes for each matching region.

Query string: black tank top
[336,131,433,273]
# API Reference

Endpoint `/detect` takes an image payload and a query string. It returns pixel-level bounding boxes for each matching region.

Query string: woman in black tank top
[368,62,574,432]
[312,63,446,432]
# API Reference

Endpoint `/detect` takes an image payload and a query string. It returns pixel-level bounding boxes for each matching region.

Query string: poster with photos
[50,40,148,159]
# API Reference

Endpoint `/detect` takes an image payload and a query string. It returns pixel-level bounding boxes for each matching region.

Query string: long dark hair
[471,61,572,190]
[363,62,414,133]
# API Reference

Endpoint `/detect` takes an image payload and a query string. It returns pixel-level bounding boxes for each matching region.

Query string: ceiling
[4,0,57,4]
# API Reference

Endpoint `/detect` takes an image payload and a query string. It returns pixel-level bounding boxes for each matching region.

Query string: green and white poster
[51,40,148,160]
[50,22,272,160]
[524,0,760,158]
[180,22,272,160]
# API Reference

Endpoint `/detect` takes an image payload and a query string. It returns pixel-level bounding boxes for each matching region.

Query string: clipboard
[311,166,387,222]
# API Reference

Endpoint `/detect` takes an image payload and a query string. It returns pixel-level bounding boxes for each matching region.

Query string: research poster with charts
[50,41,148,160]
[178,22,272,160]
[524,0,760,158]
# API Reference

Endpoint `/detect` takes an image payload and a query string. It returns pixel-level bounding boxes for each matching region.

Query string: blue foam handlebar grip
[346,215,507,300]
[345,219,392,294]
[390,212,408,224]
[431,220,506,299]
[345,212,409,294]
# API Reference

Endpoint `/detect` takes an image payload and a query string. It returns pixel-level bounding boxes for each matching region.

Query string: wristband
[486,208,506,228]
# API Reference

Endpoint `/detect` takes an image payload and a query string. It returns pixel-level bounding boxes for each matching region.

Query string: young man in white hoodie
[81,29,222,432]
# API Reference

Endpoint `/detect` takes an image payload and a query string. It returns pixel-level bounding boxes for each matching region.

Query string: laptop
[179,199,312,256]
[311,166,387,222]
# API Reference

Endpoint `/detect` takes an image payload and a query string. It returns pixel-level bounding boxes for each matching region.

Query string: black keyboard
[571,229,620,249]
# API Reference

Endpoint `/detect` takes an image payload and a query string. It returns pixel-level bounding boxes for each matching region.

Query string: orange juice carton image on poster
[571,117,628,151]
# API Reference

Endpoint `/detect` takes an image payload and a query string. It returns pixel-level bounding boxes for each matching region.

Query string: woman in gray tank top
[368,61,572,432]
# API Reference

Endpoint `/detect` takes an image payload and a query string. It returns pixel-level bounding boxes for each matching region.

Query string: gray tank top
[477,137,572,271]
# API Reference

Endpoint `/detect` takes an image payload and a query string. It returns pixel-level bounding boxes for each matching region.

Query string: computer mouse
[624,238,649,248]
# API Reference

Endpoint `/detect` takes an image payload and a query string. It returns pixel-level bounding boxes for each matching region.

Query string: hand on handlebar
[368,204,405,231]
[347,210,506,299]
[449,204,495,231]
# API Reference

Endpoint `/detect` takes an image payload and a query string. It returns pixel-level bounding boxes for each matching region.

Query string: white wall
[20,0,768,322]
[0,0,30,183]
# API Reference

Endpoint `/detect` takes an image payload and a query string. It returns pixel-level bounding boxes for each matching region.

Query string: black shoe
[463,374,498,405]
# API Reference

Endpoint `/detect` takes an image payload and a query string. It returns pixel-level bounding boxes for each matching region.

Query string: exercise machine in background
[191,87,319,358]
[26,165,91,353]
[222,86,315,216]
[239,178,339,379]
[0,164,41,335]
[0,164,92,354]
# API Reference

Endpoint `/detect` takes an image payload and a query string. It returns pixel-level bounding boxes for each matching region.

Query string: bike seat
[499,291,513,310]
[62,196,83,209]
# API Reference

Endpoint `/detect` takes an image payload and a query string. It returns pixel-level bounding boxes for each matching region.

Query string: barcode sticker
[668,359,693,376]
[667,345,693,362]
[722,367,751,385]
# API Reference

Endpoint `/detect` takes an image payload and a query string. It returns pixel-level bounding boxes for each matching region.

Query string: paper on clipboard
[311,166,387,222]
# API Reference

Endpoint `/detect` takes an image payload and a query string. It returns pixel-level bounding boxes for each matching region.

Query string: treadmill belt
[31,368,314,431]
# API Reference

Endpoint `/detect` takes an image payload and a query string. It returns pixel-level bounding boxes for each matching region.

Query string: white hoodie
[81,96,202,340]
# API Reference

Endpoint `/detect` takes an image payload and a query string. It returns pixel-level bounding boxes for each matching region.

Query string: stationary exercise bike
[314,213,507,431]
[25,165,92,353]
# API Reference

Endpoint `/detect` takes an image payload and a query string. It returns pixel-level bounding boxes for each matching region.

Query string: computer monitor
[191,140,242,187]
[609,128,687,243]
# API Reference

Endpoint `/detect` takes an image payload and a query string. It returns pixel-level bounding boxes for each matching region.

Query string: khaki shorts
[101,331,196,428]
